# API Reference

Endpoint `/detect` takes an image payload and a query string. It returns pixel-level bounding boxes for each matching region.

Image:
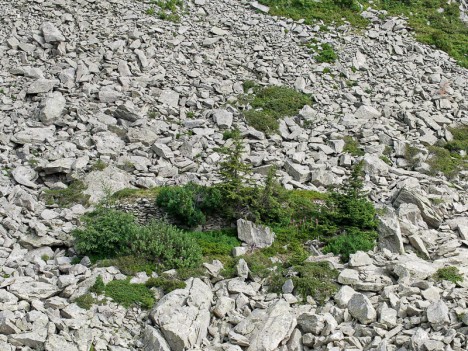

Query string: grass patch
[187,229,240,258]
[258,0,467,68]
[74,293,97,310]
[104,278,155,309]
[307,41,338,63]
[242,85,313,134]
[259,0,369,27]
[43,180,90,208]
[434,266,464,284]
[343,136,364,156]
[90,160,107,171]
[146,276,187,293]
[111,187,161,200]
[150,0,184,22]
[97,256,157,276]
[323,228,378,262]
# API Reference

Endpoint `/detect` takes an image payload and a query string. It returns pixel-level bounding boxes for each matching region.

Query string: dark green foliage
[243,86,313,134]
[445,125,468,153]
[434,266,464,284]
[73,209,203,271]
[90,276,105,295]
[315,43,338,63]
[146,276,187,293]
[43,180,90,208]
[157,183,223,227]
[187,229,240,257]
[326,162,377,230]
[130,221,203,270]
[72,209,138,258]
[74,293,96,310]
[104,279,155,309]
[323,228,378,262]
[343,136,364,156]
[222,129,238,140]
[150,0,183,22]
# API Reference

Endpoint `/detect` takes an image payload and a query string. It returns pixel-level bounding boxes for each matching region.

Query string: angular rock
[348,293,376,324]
[150,278,213,351]
[39,91,66,125]
[377,206,405,254]
[42,22,65,42]
[237,219,275,248]
[426,300,449,325]
[142,325,171,351]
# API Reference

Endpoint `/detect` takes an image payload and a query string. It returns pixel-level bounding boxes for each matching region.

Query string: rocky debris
[150,278,213,351]
[237,219,275,248]
[0,0,467,349]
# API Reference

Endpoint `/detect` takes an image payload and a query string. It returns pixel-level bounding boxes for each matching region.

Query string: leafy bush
[130,221,203,270]
[97,255,157,276]
[157,183,223,227]
[427,145,465,179]
[243,86,313,134]
[323,228,378,262]
[72,209,138,258]
[445,126,468,153]
[43,180,90,208]
[434,266,464,284]
[90,276,105,295]
[104,278,155,309]
[146,276,186,293]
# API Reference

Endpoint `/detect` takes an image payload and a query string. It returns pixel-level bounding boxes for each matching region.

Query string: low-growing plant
[90,276,105,295]
[75,293,96,310]
[315,43,338,63]
[41,254,50,262]
[104,278,155,309]
[90,160,107,171]
[323,228,378,262]
[130,220,203,270]
[242,85,313,134]
[97,255,157,276]
[343,136,364,156]
[243,80,258,92]
[434,266,464,284]
[43,180,90,208]
[187,229,240,258]
[146,276,186,293]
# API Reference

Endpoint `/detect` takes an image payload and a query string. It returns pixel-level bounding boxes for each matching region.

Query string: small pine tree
[217,129,252,202]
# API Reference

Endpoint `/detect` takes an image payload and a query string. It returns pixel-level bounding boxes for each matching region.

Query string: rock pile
[0,0,467,349]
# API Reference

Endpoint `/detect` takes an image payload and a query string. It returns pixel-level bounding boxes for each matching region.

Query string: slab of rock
[348,293,376,324]
[14,127,55,144]
[394,254,438,280]
[354,105,381,119]
[426,300,449,325]
[39,91,66,125]
[83,165,133,203]
[159,89,179,107]
[114,104,141,122]
[12,166,37,188]
[27,79,59,94]
[44,158,75,174]
[377,206,405,254]
[247,300,296,351]
[214,109,233,129]
[42,22,65,42]
[284,160,310,182]
[237,219,275,248]
[45,335,79,351]
[152,143,174,159]
[393,187,442,229]
[150,278,213,351]
[9,278,60,301]
[141,325,171,351]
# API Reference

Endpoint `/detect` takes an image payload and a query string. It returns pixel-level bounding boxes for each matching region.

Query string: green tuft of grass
[111,187,161,201]
[146,276,187,293]
[243,86,313,134]
[104,278,155,309]
[90,160,107,172]
[74,293,96,310]
[42,180,90,208]
[434,266,464,284]
[186,229,240,258]
[343,136,364,156]
[97,256,157,276]
[323,228,378,263]
[152,0,184,22]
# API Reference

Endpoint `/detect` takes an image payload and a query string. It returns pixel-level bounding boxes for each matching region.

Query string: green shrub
[146,276,186,293]
[243,86,313,134]
[427,146,465,178]
[75,293,96,310]
[243,80,258,92]
[90,160,107,171]
[434,266,464,284]
[445,126,468,153]
[104,278,155,309]
[72,209,138,258]
[343,136,364,156]
[153,0,183,22]
[130,221,203,270]
[187,229,240,257]
[156,183,223,227]
[323,228,378,262]
[43,180,90,208]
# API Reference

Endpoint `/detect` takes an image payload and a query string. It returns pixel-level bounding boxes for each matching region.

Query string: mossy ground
[258,0,467,68]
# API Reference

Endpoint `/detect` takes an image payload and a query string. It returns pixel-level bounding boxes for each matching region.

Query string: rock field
[0,0,467,350]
